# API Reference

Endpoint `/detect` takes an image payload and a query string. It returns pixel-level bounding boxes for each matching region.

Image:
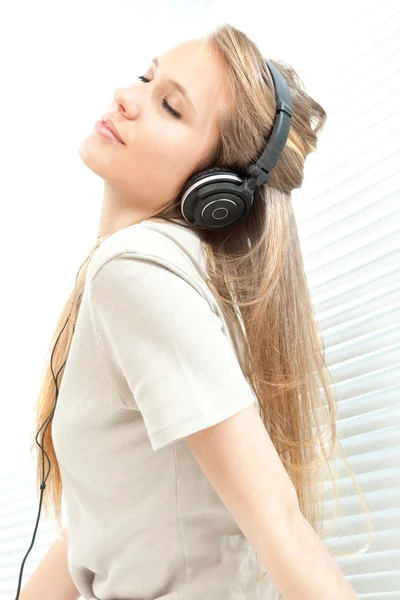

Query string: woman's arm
[19,527,81,600]
[261,510,359,600]
[186,403,359,600]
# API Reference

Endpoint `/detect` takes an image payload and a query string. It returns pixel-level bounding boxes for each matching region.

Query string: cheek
[137,125,200,179]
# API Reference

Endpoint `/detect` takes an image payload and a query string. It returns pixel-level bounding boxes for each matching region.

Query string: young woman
[24,23,372,600]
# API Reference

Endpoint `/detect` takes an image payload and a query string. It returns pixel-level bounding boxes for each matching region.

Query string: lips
[102,117,125,145]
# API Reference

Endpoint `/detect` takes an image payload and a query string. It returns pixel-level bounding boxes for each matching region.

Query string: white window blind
[294,2,400,598]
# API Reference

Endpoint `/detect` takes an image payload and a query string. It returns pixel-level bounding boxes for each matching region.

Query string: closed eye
[137,75,182,119]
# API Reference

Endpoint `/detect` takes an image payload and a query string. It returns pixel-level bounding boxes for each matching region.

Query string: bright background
[0,1,399,598]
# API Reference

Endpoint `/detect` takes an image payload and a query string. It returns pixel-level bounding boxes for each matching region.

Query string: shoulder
[87,218,204,284]
[87,218,213,309]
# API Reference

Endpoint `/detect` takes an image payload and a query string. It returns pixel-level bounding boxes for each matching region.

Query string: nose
[113,85,140,119]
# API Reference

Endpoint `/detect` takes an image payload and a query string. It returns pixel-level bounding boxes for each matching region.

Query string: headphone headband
[180,58,293,230]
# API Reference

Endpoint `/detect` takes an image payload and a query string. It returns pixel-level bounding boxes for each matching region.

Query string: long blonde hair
[31,22,373,585]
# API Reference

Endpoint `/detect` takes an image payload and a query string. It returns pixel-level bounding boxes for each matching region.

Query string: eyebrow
[151,56,197,115]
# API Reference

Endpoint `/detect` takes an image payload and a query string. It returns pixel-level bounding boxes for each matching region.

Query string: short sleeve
[89,252,257,452]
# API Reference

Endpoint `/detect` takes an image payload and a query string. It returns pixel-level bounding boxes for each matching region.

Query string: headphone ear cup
[180,166,236,198]
[180,166,249,230]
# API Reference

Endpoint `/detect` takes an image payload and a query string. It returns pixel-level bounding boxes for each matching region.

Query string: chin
[77,130,118,178]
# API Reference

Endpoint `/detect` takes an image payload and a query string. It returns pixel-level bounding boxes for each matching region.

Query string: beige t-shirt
[52,217,272,600]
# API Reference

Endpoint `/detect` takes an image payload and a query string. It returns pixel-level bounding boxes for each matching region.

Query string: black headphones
[13,57,292,600]
[179,58,293,230]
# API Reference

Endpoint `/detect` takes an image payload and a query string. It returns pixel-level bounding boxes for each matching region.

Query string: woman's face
[78,37,230,214]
